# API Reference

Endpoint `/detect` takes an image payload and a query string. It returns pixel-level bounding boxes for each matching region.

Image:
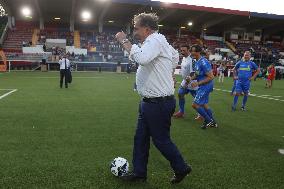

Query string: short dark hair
[133,12,159,31]
[180,44,190,49]
[191,44,202,53]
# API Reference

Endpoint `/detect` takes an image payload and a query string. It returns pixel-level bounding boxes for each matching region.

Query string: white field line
[20,77,104,79]
[214,88,284,102]
[0,89,17,100]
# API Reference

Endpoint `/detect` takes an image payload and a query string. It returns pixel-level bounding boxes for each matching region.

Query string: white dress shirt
[59,58,70,70]
[180,56,198,91]
[129,32,178,98]
[180,56,194,79]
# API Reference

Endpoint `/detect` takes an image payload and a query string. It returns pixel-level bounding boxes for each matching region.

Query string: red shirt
[268,67,275,78]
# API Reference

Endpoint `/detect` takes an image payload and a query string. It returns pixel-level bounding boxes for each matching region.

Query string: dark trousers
[60,69,68,88]
[133,98,187,177]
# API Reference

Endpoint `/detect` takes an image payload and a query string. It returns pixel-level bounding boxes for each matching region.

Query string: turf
[0,71,283,189]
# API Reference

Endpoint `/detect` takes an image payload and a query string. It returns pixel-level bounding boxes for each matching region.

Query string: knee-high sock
[205,108,214,120]
[196,107,211,123]
[179,98,185,113]
[231,85,236,94]
[233,95,239,107]
[242,95,248,107]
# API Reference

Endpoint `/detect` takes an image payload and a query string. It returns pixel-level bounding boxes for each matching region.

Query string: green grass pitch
[0,71,283,189]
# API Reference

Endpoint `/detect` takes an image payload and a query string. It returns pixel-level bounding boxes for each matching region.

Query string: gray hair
[133,12,159,31]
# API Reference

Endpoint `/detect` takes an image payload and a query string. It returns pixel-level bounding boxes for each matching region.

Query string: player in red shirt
[265,64,276,88]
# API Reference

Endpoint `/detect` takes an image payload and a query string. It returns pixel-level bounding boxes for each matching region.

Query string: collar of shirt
[142,32,158,44]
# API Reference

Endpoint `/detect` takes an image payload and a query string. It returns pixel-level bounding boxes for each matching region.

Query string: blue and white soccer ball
[110,157,129,176]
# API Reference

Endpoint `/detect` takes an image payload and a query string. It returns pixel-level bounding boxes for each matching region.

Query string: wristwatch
[121,39,129,45]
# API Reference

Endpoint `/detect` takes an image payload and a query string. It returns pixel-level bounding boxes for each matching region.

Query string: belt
[142,95,174,103]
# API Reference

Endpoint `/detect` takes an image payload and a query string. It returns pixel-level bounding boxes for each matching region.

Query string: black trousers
[60,69,68,88]
[132,97,187,177]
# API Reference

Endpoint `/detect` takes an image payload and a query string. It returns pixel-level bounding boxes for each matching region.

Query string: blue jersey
[235,60,258,82]
[194,57,213,86]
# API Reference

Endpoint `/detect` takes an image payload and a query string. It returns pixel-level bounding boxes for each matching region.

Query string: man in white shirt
[58,54,70,88]
[218,63,226,83]
[115,13,191,184]
[173,45,200,119]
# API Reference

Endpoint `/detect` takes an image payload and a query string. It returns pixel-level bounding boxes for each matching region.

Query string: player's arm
[250,64,260,81]
[233,62,240,80]
[185,72,196,82]
[115,31,160,65]
[129,41,160,66]
[191,61,214,87]
[197,71,214,86]
[185,58,196,81]
[170,46,179,87]
[115,32,132,53]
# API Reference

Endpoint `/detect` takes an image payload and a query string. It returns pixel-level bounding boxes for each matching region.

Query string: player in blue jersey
[190,45,217,129]
[232,51,260,111]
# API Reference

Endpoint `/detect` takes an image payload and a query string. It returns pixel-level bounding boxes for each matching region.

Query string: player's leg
[231,80,237,95]
[173,87,188,118]
[132,102,151,178]
[146,98,190,180]
[241,81,250,110]
[232,80,242,111]
[133,82,137,91]
[204,103,217,128]
[265,78,269,88]
[192,89,213,128]
[189,90,203,121]
[60,70,64,88]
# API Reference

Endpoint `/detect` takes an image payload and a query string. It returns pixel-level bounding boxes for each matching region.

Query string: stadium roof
[1,0,284,35]
[155,0,284,17]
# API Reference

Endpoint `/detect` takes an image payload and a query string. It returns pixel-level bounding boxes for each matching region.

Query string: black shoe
[209,120,218,128]
[201,120,217,129]
[65,86,68,88]
[170,165,192,184]
[119,172,146,182]
[241,106,246,111]
[201,121,208,129]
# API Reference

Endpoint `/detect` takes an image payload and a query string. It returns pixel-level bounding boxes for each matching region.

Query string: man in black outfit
[58,55,70,88]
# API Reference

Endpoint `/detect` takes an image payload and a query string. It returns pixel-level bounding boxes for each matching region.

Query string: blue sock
[233,95,239,107]
[205,108,214,120]
[196,107,211,123]
[242,95,248,107]
[179,98,185,113]
[231,86,235,94]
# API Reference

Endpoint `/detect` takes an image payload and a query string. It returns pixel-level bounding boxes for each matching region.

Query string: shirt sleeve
[188,58,194,73]
[129,38,160,66]
[170,45,179,69]
[251,62,258,71]
[234,62,240,70]
[202,59,212,74]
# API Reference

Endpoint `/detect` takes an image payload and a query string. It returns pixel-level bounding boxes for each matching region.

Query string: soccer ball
[110,157,129,176]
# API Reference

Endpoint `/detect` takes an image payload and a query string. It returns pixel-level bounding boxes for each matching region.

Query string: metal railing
[4,60,132,73]
[0,22,8,45]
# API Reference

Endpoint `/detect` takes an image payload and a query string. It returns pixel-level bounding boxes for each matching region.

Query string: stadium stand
[1,0,284,72]
[3,22,34,51]
[38,27,74,46]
